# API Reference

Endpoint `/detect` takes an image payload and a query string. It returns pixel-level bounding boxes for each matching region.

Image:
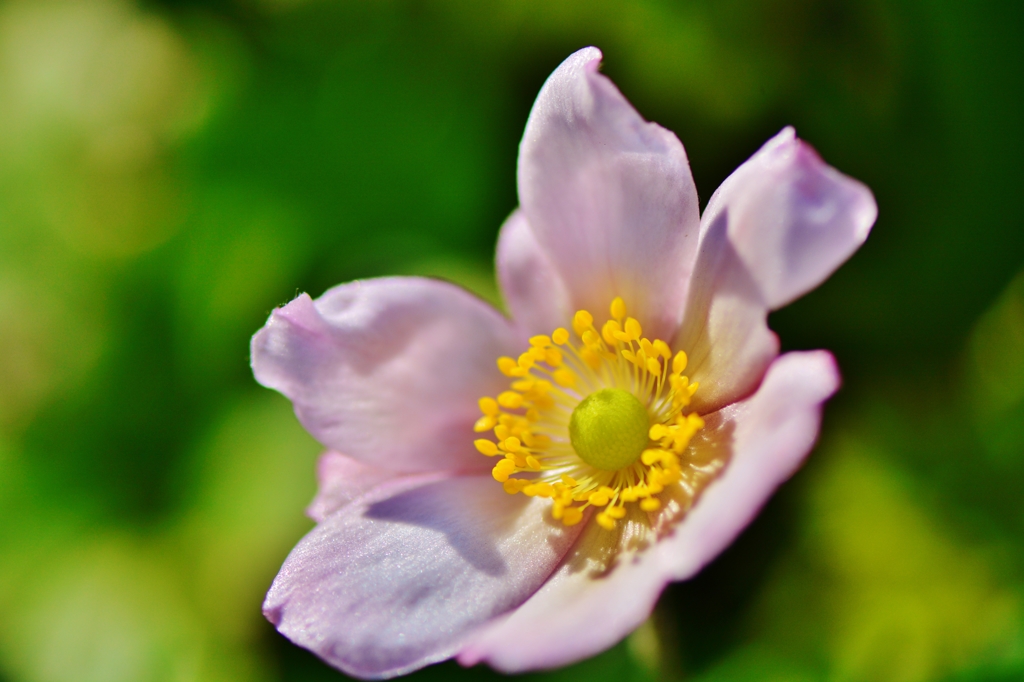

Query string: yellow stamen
[640,498,661,512]
[475,439,499,456]
[562,507,584,526]
[602,320,622,345]
[552,367,577,387]
[497,391,523,409]
[476,297,715,531]
[573,310,594,335]
[624,317,642,341]
[479,397,499,416]
[610,297,626,321]
[606,505,627,519]
[673,351,688,374]
[544,348,563,367]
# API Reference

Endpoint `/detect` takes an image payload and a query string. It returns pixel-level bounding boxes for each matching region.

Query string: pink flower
[251,47,876,679]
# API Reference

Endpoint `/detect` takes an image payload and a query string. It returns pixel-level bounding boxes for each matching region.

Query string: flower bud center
[569,388,649,471]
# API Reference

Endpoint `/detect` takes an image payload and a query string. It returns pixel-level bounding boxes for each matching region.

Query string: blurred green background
[1,0,1023,680]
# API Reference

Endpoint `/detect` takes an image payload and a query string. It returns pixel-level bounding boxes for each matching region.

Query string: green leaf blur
[0,0,1022,681]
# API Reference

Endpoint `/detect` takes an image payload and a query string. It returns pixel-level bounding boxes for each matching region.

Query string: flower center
[474,297,716,531]
[569,389,649,471]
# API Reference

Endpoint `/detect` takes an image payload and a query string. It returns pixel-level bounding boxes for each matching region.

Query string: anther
[474,416,496,432]
[492,460,515,482]
[573,310,594,335]
[602,320,621,345]
[533,435,552,449]
[475,439,499,456]
[562,507,584,526]
[580,347,601,370]
[552,368,577,385]
[640,498,661,512]
[624,318,642,341]
[497,391,523,409]
[497,357,519,376]
[641,449,663,466]
[610,297,626,321]
[596,513,617,530]
[673,351,688,374]
[479,397,499,416]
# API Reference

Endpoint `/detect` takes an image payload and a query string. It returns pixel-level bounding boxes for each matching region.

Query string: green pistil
[569,388,649,471]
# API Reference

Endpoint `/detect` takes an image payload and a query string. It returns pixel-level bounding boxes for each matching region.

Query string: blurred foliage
[969,270,1024,465]
[0,0,1022,681]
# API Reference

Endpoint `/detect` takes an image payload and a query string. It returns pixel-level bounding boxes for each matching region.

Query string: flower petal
[264,474,579,679]
[655,350,839,579]
[495,209,573,335]
[251,277,522,473]
[458,515,665,673]
[307,451,411,523]
[517,47,701,341]
[702,127,877,309]
[458,351,839,672]
[678,128,874,412]
[675,210,780,413]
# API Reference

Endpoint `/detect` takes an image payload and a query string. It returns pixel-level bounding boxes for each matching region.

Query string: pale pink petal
[677,128,874,412]
[675,212,780,413]
[517,47,701,341]
[264,474,579,679]
[702,127,877,309]
[458,517,664,673]
[654,350,839,579]
[458,351,839,672]
[251,277,522,473]
[307,451,412,523]
[495,209,572,336]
